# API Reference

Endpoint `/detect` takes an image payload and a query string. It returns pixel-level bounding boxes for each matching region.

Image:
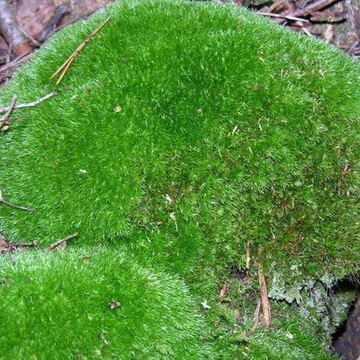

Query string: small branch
[0,91,57,114]
[256,246,271,329]
[0,233,37,253]
[9,240,37,247]
[50,17,111,84]
[0,52,32,85]
[277,0,339,25]
[46,233,78,251]
[0,94,16,130]
[258,11,309,23]
[0,189,34,211]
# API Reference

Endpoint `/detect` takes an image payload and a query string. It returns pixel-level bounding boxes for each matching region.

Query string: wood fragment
[258,11,309,23]
[46,233,78,251]
[0,189,34,211]
[50,17,111,84]
[0,91,57,114]
[256,246,271,329]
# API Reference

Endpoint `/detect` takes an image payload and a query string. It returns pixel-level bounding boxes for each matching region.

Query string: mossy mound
[0,248,212,359]
[0,0,360,358]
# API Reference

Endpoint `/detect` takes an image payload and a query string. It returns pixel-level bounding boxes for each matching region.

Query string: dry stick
[0,91,57,114]
[0,189,34,211]
[258,11,309,23]
[278,0,339,24]
[0,53,32,85]
[256,246,271,329]
[9,240,37,247]
[50,17,111,85]
[46,233,78,251]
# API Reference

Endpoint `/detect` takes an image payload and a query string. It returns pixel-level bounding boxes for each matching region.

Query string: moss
[0,248,212,359]
[0,0,359,357]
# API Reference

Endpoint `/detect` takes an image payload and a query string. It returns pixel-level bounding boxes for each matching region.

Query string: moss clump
[0,0,359,357]
[0,248,212,359]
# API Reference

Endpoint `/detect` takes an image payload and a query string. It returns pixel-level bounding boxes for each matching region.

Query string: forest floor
[0,0,359,359]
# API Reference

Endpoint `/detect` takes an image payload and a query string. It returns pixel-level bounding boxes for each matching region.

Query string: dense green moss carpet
[0,0,359,358]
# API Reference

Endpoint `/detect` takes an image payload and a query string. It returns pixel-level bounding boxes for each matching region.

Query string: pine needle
[50,17,111,84]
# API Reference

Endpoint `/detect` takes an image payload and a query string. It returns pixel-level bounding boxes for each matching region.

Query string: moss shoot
[0,0,359,358]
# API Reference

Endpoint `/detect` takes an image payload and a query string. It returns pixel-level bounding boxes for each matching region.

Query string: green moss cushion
[0,0,359,358]
[0,248,212,359]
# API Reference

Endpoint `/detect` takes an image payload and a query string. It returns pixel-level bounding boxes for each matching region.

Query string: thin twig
[0,94,16,129]
[50,17,111,84]
[0,91,57,114]
[0,189,34,211]
[9,240,37,247]
[258,11,309,23]
[46,233,78,251]
[0,233,37,253]
[256,246,271,329]
[0,53,32,85]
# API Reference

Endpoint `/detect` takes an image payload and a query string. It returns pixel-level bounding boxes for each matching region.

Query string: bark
[0,0,34,56]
